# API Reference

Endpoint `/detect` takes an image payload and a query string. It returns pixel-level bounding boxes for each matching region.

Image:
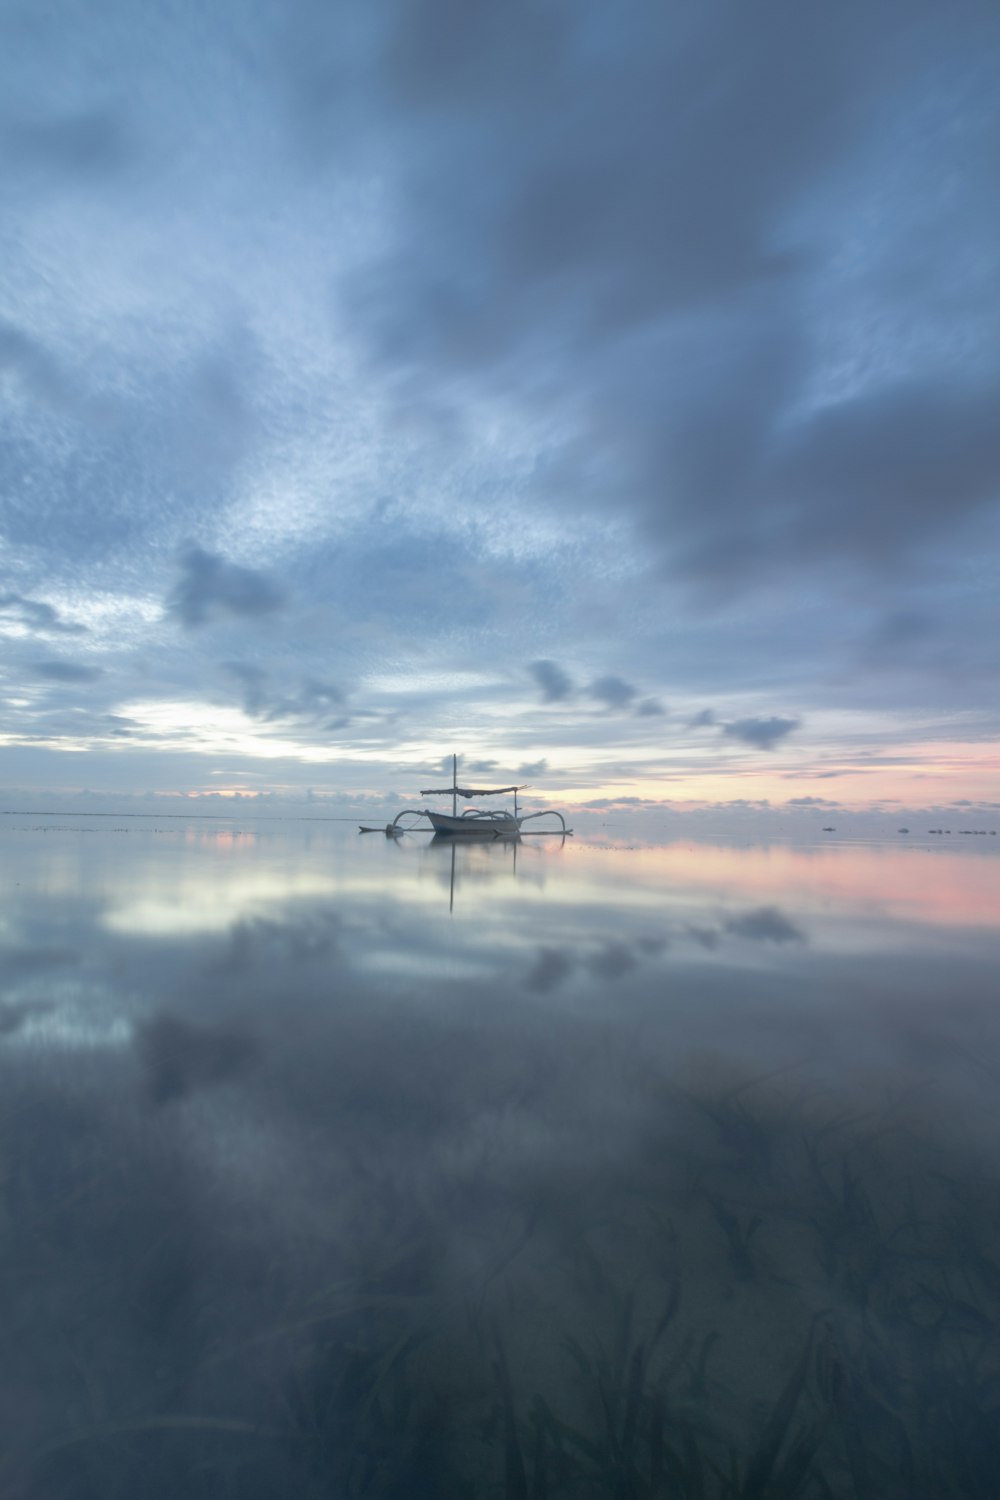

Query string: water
[2,815,999,1497]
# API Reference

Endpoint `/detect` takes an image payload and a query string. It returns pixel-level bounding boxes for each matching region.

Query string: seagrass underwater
[2,816,999,1497]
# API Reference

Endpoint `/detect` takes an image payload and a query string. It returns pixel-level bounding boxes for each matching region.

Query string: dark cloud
[273,678,344,723]
[722,716,800,751]
[136,1015,257,1106]
[518,758,548,778]
[588,676,636,711]
[224,661,269,716]
[224,662,344,723]
[724,907,806,945]
[529,659,574,702]
[866,610,935,652]
[636,697,665,717]
[338,4,882,369]
[0,593,86,634]
[168,546,286,628]
[525,945,574,993]
[315,1,1000,600]
[787,796,839,807]
[586,941,638,982]
[220,912,343,972]
[104,714,139,738]
[0,999,54,1036]
[31,658,102,682]
[0,946,76,980]
[686,924,722,952]
[766,374,1000,567]
[1,107,132,181]
[689,709,717,729]
[633,323,1000,589]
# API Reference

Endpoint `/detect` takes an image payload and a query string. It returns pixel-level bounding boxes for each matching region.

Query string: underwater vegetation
[2,1050,999,1500]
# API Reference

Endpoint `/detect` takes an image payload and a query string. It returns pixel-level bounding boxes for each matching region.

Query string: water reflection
[1,817,999,1497]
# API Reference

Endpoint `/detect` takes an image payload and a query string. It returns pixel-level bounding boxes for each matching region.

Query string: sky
[1,0,999,815]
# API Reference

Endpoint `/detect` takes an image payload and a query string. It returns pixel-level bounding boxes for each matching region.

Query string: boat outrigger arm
[359,753,573,837]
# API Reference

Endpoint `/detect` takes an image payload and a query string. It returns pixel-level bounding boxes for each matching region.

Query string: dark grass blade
[561,1333,597,1387]
[620,1342,645,1461]
[767,1412,832,1499]
[612,1289,636,1395]
[690,1330,718,1399]
[648,1385,666,1491]
[739,1321,818,1498]
[679,1420,707,1500]
[494,1334,528,1500]
[647,1277,682,1362]
[529,1410,549,1500]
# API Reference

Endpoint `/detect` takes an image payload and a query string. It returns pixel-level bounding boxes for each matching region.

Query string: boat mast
[452,752,457,817]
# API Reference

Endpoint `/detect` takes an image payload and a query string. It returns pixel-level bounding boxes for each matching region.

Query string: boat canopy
[419,784,526,799]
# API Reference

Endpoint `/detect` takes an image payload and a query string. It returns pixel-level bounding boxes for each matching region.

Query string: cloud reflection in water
[1,819,999,1495]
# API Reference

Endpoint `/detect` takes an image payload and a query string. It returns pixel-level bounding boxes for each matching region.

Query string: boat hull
[425,810,522,837]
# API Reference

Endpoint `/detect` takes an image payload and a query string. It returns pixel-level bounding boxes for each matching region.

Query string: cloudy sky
[1,0,998,812]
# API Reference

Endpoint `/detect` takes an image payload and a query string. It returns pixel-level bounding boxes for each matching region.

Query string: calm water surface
[2,817,999,1498]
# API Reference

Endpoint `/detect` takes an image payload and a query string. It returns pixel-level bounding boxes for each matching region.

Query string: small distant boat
[360,754,571,838]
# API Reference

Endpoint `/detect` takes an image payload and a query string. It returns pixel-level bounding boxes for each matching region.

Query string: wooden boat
[360,754,571,837]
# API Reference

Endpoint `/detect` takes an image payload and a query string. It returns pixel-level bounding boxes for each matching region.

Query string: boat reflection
[426,830,519,912]
[417,830,570,911]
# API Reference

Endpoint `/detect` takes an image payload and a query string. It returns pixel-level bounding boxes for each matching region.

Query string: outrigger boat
[360,754,571,838]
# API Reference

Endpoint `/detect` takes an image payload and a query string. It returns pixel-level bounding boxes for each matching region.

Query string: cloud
[686,924,721,952]
[529,659,574,702]
[0,320,87,417]
[136,1015,257,1106]
[689,709,716,728]
[338,5,880,376]
[0,999,55,1036]
[586,942,638,981]
[224,663,348,727]
[724,907,806,945]
[722,716,800,751]
[286,678,344,717]
[168,546,286,628]
[1,108,133,182]
[588,676,637,711]
[313,0,1000,615]
[768,376,1000,567]
[104,714,139,737]
[525,946,574,993]
[787,796,839,807]
[0,593,86,634]
[583,796,663,808]
[224,661,269,716]
[517,759,548,778]
[0,1,997,794]
[31,658,103,682]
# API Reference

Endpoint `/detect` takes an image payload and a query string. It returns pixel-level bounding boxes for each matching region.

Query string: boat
[360,754,571,838]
